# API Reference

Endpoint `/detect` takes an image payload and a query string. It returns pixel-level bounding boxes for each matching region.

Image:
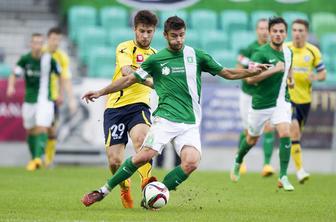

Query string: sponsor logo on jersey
[304,55,311,62]
[136,54,144,63]
[187,56,194,63]
[162,66,171,75]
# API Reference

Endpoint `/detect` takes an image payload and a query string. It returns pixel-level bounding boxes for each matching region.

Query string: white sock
[99,184,110,196]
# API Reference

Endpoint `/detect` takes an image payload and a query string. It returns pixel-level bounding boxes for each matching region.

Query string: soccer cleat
[239,162,247,175]
[141,176,158,190]
[81,190,105,207]
[26,158,43,171]
[278,176,294,191]
[120,187,133,208]
[44,145,55,168]
[230,162,241,182]
[296,168,310,184]
[261,164,274,177]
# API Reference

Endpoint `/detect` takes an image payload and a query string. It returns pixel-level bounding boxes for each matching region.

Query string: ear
[163,31,168,40]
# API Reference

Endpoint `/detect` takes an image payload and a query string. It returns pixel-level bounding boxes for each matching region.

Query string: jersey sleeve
[199,50,223,76]
[311,46,325,72]
[51,58,61,76]
[133,56,154,82]
[116,43,133,68]
[59,52,72,79]
[250,50,265,64]
[14,56,25,76]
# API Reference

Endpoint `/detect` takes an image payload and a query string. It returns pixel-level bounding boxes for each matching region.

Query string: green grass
[0,167,335,222]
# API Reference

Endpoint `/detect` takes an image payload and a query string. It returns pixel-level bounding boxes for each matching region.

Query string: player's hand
[56,95,64,106]
[248,62,269,75]
[82,90,101,104]
[6,86,15,97]
[308,72,317,82]
[287,77,295,88]
[275,61,285,72]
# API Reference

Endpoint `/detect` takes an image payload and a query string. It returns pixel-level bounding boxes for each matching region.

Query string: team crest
[162,66,170,75]
[304,55,310,62]
[187,56,194,63]
[136,54,144,63]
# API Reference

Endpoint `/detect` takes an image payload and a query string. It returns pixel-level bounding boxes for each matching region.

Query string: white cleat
[297,168,310,184]
[278,176,294,191]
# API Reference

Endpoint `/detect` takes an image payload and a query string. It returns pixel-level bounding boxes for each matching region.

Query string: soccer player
[230,17,295,191]
[80,16,266,208]
[6,33,61,171]
[88,10,158,209]
[43,27,77,167]
[237,18,275,176]
[287,19,326,183]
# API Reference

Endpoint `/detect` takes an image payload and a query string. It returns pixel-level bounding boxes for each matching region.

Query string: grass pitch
[0,166,335,222]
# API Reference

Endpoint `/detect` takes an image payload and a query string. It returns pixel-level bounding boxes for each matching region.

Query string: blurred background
[0,0,335,173]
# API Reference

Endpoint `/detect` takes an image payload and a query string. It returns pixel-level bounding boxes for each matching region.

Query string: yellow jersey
[287,42,325,104]
[106,40,157,108]
[43,46,72,100]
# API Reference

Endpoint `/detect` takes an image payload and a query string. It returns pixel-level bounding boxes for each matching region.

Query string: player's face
[31,36,44,54]
[164,28,185,51]
[292,23,308,44]
[47,33,62,52]
[256,21,269,43]
[134,24,155,48]
[269,23,287,47]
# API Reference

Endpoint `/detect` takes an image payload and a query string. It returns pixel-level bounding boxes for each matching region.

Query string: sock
[263,132,274,165]
[137,159,153,182]
[279,137,291,178]
[106,157,138,191]
[238,131,246,150]
[45,138,56,164]
[109,167,130,190]
[35,133,48,158]
[162,165,189,191]
[235,138,254,164]
[291,140,302,171]
[27,135,36,159]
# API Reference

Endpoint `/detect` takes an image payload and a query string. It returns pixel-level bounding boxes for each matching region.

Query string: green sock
[35,133,48,158]
[263,132,274,165]
[27,135,36,159]
[106,157,138,190]
[279,137,291,178]
[238,131,246,149]
[235,138,253,164]
[162,165,189,191]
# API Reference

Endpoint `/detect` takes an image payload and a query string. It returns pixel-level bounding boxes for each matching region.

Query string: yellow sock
[137,162,152,182]
[45,139,56,166]
[291,142,302,170]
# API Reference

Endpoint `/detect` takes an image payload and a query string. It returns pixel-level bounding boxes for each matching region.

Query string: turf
[0,166,335,222]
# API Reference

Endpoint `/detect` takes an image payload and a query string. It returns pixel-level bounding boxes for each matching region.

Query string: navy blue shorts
[291,102,310,129]
[103,103,151,147]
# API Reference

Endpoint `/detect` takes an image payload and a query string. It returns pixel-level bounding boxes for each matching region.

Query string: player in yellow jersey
[287,19,326,183]
[43,27,77,167]
[99,10,158,208]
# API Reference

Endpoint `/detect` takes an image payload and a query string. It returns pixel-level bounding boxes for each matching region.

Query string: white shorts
[22,101,54,129]
[239,91,252,129]
[248,102,292,137]
[142,117,202,156]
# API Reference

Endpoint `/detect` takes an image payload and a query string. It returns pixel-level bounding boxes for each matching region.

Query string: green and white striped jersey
[14,52,60,103]
[134,45,223,124]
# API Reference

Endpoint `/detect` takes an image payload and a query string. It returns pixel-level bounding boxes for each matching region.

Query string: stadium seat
[78,27,107,64]
[211,49,237,68]
[0,63,11,78]
[220,10,249,33]
[230,30,255,53]
[88,47,116,78]
[107,28,134,48]
[250,10,277,29]
[185,29,202,49]
[312,13,336,38]
[320,33,336,59]
[151,29,166,51]
[200,30,228,54]
[68,6,97,42]
[159,10,188,28]
[190,9,218,32]
[100,7,128,32]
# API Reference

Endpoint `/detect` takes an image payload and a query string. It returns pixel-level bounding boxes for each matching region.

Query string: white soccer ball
[143,182,169,209]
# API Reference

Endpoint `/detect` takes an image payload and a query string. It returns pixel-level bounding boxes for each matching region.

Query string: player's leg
[261,121,275,177]
[44,103,58,167]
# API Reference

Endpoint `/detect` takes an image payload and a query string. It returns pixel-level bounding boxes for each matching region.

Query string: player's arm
[52,59,64,106]
[60,53,77,113]
[309,68,326,81]
[121,65,154,88]
[246,62,284,84]
[7,60,24,97]
[218,63,268,80]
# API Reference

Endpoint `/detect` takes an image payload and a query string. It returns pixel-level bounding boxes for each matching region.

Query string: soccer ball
[143,182,169,209]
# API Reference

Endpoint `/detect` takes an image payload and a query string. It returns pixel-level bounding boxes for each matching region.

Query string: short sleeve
[59,52,71,79]
[199,50,223,76]
[116,44,133,68]
[251,50,264,64]
[14,56,25,76]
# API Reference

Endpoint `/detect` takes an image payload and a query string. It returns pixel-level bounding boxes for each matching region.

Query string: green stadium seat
[107,28,133,48]
[151,29,166,51]
[78,27,107,64]
[200,30,228,54]
[230,30,255,53]
[220,10,249,33]
[88,47,116,78]
[68,6,97,42]
[159,10,188,28]
[100,7,128,32]
[211,49,237,68]
[320,33,336,59]
[0,63,11,78]
[190,9,218,32]
[312,13,336,39]
[250,10,277,29]
[185,29,201,49]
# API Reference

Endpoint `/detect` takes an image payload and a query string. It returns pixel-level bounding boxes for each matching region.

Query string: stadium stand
[190,9,218,32]
[100,6,129,31]
[87,46,115,78]
[220,10,249,33]
[160,10,188,29]
[312,12,336,39]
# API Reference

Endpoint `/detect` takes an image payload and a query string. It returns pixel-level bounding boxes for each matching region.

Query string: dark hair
[164,16,186,33]
[32,33,43,38]
[134,10,158,28]
[268,16,288,32]
[292,19,309,30]
[47,27,62,36]
[256,18,268,27]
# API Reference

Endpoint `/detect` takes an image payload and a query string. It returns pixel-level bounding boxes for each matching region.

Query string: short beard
[272,41,283,48]
[168,42,182,51]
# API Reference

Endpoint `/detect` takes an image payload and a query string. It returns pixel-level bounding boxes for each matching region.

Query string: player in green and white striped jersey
[80,16,269,208]
[231,17,295,191]
[6,33,61,171]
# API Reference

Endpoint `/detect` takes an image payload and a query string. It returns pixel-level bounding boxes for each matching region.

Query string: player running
[6,33,61,171]
[236,18,275,176]
[287,19,326,183]
[230,17,295,191]
[80,16,266,208]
